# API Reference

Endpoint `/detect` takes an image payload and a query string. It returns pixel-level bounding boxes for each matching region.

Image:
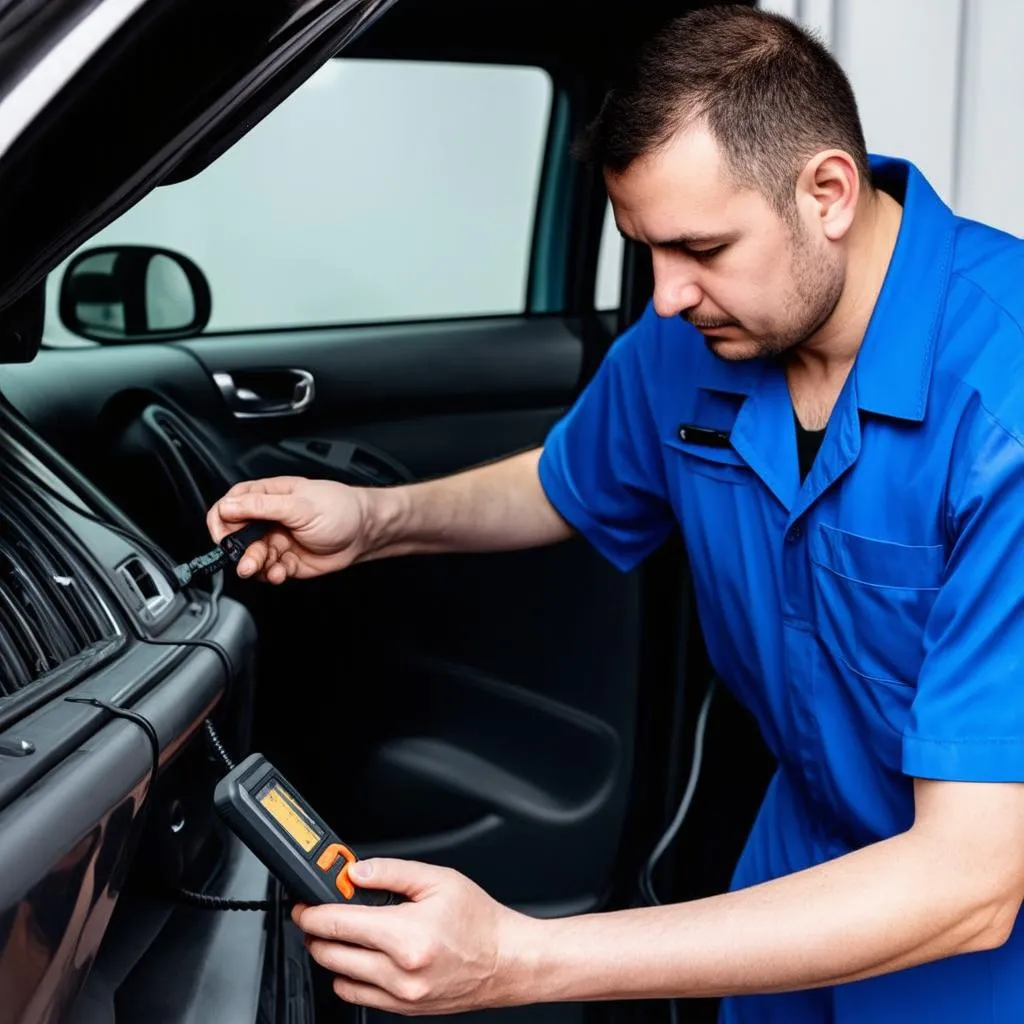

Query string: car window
[595,199,623,311]
[43,58,553,344]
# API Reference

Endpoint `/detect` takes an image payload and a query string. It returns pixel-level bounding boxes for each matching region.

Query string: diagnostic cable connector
[172,520,276,589]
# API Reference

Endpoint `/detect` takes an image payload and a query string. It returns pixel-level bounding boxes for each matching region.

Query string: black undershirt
[795,412,827,482]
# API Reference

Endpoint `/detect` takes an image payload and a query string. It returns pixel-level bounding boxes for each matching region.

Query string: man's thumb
[350,857,440,899]
[219,492,296,527]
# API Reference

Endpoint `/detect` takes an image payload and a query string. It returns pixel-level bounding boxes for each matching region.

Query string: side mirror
[59,245,212,343]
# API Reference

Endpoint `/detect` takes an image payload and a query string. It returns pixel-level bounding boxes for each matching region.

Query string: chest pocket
[810,523,946,686]
[662,434,752,485]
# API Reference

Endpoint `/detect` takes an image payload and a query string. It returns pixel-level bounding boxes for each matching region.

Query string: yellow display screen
[257,779,323,853]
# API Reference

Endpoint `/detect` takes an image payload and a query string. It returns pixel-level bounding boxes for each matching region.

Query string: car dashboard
[0,395,280,1024]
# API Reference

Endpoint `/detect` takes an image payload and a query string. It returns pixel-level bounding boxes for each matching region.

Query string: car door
[0,7,671,928]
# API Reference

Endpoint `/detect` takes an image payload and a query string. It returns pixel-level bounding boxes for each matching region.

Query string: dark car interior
[0,1,775,1022]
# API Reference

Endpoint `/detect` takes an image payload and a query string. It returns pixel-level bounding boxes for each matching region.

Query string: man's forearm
[356,448,573,561]
[510,828,1018,1005]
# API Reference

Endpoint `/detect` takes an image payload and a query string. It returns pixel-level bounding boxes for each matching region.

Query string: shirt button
[786,524,804,543]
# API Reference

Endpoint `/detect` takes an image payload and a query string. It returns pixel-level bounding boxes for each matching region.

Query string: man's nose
[652,265,702,319]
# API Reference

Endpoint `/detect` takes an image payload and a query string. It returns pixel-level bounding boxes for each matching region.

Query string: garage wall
[760,0,1024,237]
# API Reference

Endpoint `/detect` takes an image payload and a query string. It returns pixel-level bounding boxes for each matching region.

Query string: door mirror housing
[59,245,211,344]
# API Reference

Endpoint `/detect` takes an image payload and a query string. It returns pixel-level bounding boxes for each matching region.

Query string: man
[207,6,1024,1021]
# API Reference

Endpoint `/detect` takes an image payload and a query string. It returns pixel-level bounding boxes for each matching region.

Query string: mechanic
[206,6,1024,1022]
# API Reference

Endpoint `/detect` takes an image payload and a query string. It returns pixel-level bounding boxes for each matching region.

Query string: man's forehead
[606,127,728,193]
[605,127,766,241]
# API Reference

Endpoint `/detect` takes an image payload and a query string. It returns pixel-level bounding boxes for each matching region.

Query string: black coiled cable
[203,718,235,772]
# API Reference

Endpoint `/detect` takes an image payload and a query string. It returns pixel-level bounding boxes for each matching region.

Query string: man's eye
[689,245,725,260]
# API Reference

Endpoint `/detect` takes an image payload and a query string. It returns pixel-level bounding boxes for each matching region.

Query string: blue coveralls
[538,156,1024,1022]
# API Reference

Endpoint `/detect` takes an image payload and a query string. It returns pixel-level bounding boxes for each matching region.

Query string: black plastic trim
[68,837,271,1024]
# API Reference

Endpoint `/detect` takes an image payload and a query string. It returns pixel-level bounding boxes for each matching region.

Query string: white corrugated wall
[760,0,1024,237]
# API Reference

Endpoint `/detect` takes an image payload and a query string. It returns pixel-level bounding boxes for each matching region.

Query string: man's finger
[239,531,292,580]
[306,939,397,988]
[237,540,270,578]
[331,975,403,1014]
[278,550,302,578]
[262,542,280,570]
[296,904,404,953]
[265,560,289,584]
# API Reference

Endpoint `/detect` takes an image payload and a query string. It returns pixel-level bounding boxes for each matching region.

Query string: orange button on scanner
[316,842,358,900]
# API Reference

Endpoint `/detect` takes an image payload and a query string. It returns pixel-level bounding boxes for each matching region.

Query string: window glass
[44,59,553,343]
[595,198,623,311]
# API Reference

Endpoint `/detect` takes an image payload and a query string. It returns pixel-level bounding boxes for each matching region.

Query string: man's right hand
[207,476,370,584]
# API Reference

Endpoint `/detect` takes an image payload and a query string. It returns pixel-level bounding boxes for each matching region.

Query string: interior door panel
[0,313,644,919]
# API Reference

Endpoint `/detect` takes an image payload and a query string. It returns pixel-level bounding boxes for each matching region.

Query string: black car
[0,2,770,1022]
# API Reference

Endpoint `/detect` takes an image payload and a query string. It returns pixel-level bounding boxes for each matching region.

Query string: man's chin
[704,334,764,362]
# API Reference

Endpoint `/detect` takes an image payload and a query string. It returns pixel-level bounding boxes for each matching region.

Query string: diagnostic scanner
[214,752,399,907]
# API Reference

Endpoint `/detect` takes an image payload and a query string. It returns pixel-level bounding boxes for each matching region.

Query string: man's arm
[211,311,673,582]
[208,448,576,581]
[358,448,574,562]
[291,779,1024,1015]
[520,779,1024,1002]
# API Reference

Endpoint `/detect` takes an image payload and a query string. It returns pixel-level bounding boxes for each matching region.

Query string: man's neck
[796,188,904,373]
[786,187,903,430]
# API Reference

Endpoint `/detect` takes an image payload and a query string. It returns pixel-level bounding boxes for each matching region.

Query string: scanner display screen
[257,777,323,853]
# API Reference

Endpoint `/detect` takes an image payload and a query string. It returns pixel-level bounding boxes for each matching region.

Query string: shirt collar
[853,155,955,421]
[693,155,956,423]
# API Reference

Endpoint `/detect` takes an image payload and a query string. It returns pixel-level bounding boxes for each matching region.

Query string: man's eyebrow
[652,231,733,248]
[617,228,733,248]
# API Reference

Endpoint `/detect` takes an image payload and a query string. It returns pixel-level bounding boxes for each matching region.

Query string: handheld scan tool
[215,753,398,906]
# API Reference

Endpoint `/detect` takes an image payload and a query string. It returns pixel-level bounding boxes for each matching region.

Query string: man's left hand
[291,858,536,1015]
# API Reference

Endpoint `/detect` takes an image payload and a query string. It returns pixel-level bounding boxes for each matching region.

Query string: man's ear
[796,150,860,242]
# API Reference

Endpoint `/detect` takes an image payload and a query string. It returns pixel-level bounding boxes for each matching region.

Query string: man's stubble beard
[708,225,846,363]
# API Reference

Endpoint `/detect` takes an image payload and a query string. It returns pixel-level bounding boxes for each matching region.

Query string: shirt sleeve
[904,406,1024,781]
[537,309,674,573]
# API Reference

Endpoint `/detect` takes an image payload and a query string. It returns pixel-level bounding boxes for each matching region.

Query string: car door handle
[212,369,315,418]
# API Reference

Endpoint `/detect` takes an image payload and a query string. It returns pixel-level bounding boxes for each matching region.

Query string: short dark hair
[573,5,871,213]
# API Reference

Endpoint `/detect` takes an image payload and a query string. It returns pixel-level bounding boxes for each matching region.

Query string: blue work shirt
[538,156,1024,1022]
